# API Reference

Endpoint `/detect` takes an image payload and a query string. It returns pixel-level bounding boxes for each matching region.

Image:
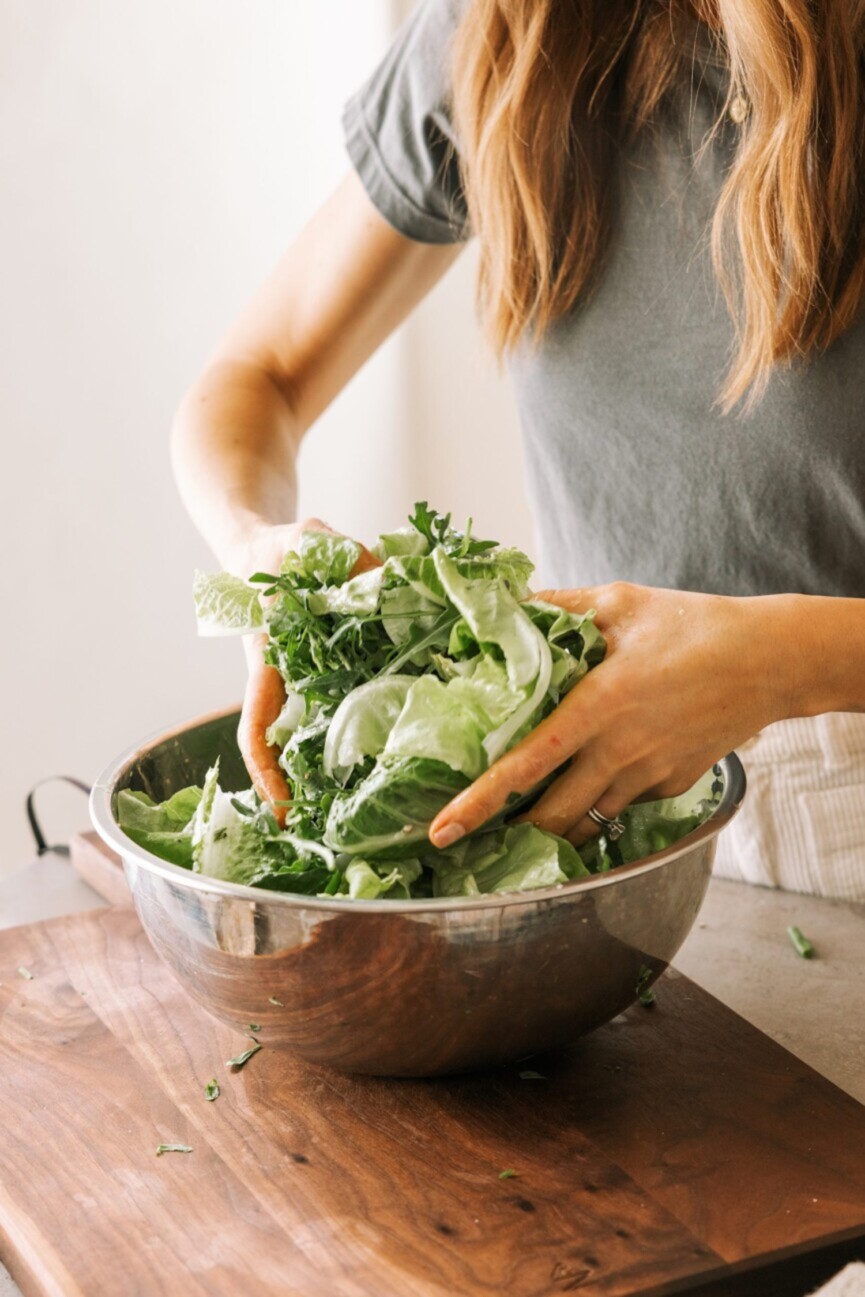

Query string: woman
[172,0,865,899]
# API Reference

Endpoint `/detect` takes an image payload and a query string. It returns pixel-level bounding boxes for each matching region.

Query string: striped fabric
[714,713,865,900]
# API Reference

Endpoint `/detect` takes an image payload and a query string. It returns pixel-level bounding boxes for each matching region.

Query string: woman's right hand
[230,518,381,826]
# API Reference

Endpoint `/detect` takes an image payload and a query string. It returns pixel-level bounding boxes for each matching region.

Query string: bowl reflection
[91,708,745,1076]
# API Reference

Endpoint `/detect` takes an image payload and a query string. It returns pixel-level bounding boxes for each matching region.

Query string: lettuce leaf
[282,530,362,585]
[426,823,589,897]
[189,763,299,886]
[264,689,307,749]
[432,549,553,763]
[116,786,202,867]
[324,756,469,855]
[373,526,430,560]
[307,567,385,617]
[383,662,517,780]
[323,675,416,784]
[193,571,263,636]
[122,502,719,900]
[344,858,423,900]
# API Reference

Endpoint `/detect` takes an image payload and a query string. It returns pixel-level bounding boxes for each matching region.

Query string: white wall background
[0,1,530,875]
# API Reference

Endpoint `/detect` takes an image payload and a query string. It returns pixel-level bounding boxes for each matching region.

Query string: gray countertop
[676,876,865,1105]
[0,857,863,1294]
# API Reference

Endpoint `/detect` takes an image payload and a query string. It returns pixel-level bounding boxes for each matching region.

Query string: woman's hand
[229,518,381,826]
[429,582,802,849]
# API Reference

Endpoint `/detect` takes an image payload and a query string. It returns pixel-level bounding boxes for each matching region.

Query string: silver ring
[587,805,626,841]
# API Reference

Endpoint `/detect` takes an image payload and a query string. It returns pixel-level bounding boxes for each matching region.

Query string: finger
[238,637,291,826]
[564,786,633,848]
[563,764,668,846]
[239,532,378,829]
[512,753,611,839]
[351,544,383,575]
[531,587,603,615]
[428,667,609,847]
[530,582,634,636]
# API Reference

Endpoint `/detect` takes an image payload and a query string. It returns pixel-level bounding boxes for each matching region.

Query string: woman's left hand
[428,582,799,849]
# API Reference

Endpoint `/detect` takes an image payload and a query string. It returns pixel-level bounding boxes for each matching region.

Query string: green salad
[117,504,721,899]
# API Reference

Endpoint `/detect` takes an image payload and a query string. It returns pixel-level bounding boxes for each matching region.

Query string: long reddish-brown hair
[451,0,865,409]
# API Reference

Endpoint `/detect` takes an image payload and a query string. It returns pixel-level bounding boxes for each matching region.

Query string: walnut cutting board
[1,902,864,1296]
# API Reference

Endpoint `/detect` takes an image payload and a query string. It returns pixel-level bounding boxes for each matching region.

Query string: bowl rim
[90,704,746,914]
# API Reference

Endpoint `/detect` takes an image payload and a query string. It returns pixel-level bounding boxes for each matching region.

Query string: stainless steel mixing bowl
[91,707,745,1076]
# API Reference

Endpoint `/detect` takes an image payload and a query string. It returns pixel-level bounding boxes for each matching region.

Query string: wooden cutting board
[1,900,864,1296]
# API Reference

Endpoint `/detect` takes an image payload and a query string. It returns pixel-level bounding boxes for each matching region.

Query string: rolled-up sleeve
[342,0,471,245]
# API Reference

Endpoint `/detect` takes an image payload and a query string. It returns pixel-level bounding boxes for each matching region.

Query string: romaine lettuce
[192,571,263,636]
[324,756,469,855]
[119,503,721,899]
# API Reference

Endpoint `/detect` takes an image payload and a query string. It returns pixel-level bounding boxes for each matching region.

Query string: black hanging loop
[25,776,92,857]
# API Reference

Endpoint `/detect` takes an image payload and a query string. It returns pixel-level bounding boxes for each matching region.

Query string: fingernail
[431,822,466,849]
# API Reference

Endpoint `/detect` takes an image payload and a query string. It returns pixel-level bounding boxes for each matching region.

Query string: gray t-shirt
[343,0,865,597]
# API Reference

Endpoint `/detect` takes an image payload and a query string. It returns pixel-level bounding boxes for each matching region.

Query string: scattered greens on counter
[787,925,816,959]
[155,1144,193,1156]
[226,1043,262,1071]
[204,1079,220,1102]
[248,1023,262,1033]
[636,964,657,1006]
[268,996,284,1007]
[117,504,722,900]
[498,1169,518,1180]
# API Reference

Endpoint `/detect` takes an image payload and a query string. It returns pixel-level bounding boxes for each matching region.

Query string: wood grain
[68,832,127,905]
[0,907,863,1296]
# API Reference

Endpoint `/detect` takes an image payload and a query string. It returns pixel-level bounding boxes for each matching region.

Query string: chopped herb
[636,964,656,1007]
[248,1023,262,1033]
[229,797,255,818]
[204,1079,220,1102]
[156,1143,193,1156]
[787,925,815,959]
[226,1042,262,1070]
[268,996,284,1007]
[498,1169,518,1180]
[17,967,34,980]
[519,1070,546,1081]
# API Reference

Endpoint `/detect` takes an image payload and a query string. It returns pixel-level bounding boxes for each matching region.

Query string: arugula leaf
[156,1143,193,1156]
[226,1043,262,1070]
[204,1079,220,1101]
[409,501,452,549]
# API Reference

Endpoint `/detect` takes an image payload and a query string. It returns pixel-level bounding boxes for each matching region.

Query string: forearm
[171,358,303,568]
[171,174,463,570]
[758,592,865,719]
